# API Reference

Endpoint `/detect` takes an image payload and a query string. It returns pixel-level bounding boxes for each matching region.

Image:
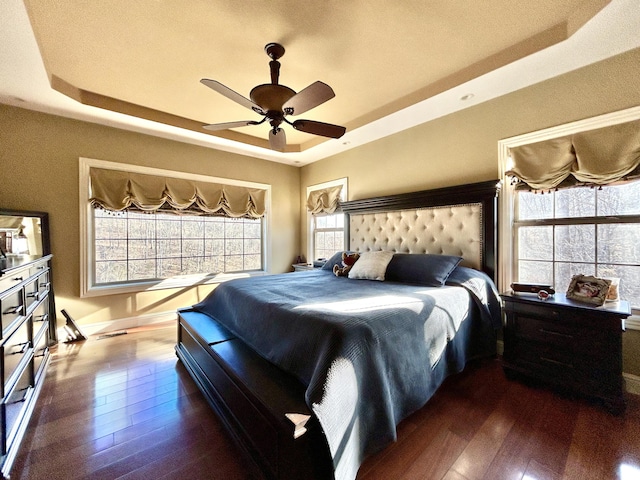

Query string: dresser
[501,292,630,414]
[0,254,55,478]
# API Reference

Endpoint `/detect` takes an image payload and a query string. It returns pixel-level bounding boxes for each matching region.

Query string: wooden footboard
[175,309,334,480]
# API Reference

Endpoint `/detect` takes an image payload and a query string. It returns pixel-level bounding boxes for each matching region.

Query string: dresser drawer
[32,299,49,326]
[37,269,51,294]
[28,262,48,280]
[0,276,23,297]
[1,319,31,396]
[24,276,42,314]
[1,365,34,455]
[33,322,49,382]
[0,286,25,337]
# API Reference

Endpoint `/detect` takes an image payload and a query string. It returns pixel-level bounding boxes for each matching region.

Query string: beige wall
[2,47,639,377]
[0,105,300,327]
[301,47,640,377]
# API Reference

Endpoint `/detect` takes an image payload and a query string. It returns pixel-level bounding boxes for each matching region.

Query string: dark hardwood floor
[10,323,640,480]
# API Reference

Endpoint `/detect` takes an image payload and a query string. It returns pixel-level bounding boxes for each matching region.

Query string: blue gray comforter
[193,266,500,480]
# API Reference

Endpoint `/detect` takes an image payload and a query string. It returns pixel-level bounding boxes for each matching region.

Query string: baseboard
[624,373,640,396]
[496,339,639,396]
[57,310,177,340]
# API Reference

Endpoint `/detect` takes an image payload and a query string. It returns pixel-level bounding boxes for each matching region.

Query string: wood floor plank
[9,324,640,480]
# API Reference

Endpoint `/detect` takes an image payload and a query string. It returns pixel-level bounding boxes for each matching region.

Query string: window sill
[81,271,269,298]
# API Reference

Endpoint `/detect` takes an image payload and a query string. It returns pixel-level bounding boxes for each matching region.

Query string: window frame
[306,178,348,263]
[513,187,640,299]
[79,157,271,297]
[498,105,640,322]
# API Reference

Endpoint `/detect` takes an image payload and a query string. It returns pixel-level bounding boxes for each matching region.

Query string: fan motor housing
[250,84,296,112]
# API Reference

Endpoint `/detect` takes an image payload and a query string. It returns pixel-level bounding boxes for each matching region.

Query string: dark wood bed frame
[175,180,500,480]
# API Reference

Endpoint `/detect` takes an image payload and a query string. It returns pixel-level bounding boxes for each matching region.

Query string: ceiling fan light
[250,84,296,111]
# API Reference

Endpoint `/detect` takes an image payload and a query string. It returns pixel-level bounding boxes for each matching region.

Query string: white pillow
[348,250,394,281]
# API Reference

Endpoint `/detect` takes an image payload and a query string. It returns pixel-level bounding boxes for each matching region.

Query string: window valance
[0,217,24,229]
[507,119,640,191]
[306,185,343,215]
[89,168,267,218]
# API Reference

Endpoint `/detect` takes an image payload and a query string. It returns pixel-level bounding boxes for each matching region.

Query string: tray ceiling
[2,0,640,165]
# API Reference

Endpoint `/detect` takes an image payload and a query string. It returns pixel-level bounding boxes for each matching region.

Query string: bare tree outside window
[94,210,262,285]
[313,213,344,260]
[515,182,640,308]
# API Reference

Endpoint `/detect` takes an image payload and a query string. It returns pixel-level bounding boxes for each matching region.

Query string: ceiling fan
[200,43,346,151]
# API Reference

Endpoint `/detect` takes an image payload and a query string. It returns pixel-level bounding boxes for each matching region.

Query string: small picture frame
[566,274,611,306]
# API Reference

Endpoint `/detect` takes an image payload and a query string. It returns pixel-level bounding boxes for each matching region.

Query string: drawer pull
[27,291,40,301]
[4,305,23,316]
[40,282,51,290]
[7,387,30,405]
[35,313,49,323]
[540,356,574,369]
[11,342,30,355]
[12,277,23,282]
[539,328,574,339]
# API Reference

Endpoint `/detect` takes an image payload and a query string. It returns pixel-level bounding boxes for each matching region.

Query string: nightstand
[501,292,630,413]
[292,263,314,272]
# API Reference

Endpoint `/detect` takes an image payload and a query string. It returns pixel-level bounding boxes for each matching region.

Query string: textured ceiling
[22,0,608,149]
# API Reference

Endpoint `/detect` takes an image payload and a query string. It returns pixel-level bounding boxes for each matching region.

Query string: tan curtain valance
[89,168,267,218]
[0,217,24,229]
[507,119,640,191]
[307,185,343,214]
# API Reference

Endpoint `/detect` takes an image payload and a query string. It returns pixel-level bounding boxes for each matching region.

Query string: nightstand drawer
[514,342,589,373]
[513,315,614,355]
[511,342,622,390]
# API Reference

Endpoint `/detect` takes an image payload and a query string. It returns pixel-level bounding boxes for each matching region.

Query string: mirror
[0,209,51,260]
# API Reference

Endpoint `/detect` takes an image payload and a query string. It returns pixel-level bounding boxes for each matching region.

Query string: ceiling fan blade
[203,120,260,131]
[283,81,335,116]
[200,79,266,115]
[292,119,346,139]
[269,128,286,151]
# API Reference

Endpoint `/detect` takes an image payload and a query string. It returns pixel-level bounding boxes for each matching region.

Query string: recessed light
[460,93,474,101]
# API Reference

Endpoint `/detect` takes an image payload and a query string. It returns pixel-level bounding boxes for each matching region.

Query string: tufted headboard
[340,180,500,280]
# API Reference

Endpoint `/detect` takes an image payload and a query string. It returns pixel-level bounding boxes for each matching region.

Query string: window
[94,210,262,284]
[307,178,347,262]
[312,213,345,261]
[80,158,270,297]
[499,105,640,315]
[514,182,640,309]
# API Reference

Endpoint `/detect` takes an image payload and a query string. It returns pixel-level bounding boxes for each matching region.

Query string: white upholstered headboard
[340,181,500,280]
[349,203,483,271]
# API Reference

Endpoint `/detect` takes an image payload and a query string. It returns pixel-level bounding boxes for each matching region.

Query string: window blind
[507,119,640,191]
[89,168,266,219]
[306,185,343,214]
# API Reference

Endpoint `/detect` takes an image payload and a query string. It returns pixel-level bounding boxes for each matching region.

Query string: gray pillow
[385,253,462,287]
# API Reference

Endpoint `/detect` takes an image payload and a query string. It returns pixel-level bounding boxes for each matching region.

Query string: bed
[175,180,501,480]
